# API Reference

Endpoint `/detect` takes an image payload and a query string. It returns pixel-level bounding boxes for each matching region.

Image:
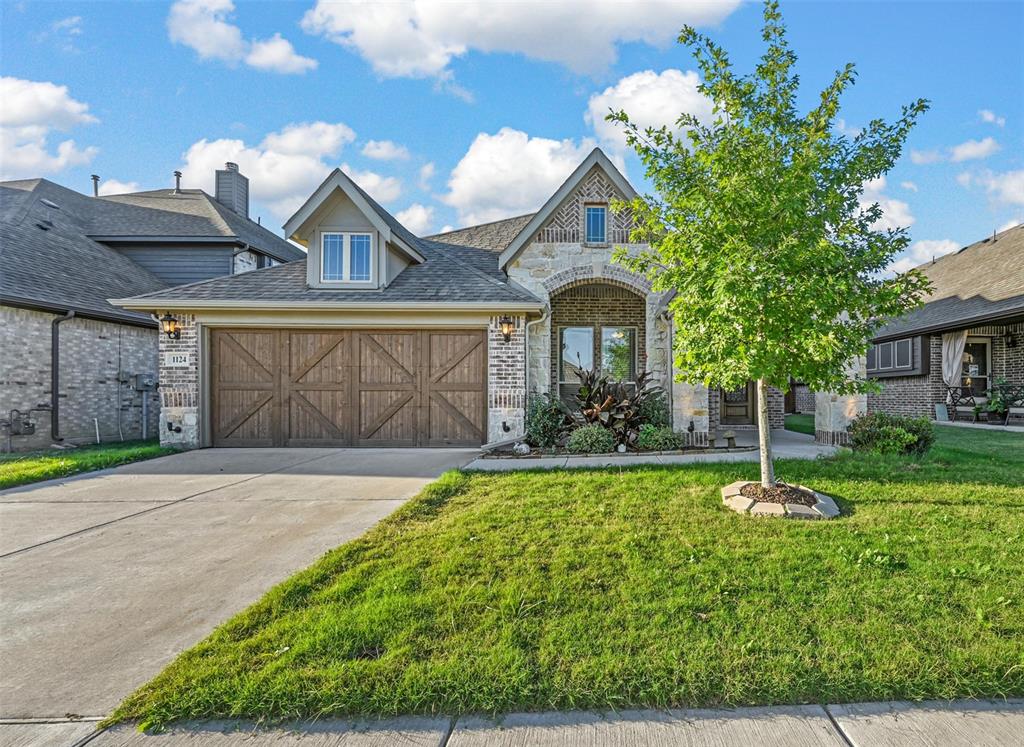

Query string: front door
[720,382,756,425]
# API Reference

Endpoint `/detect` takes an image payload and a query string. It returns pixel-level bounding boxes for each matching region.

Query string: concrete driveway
[0,447,474,721]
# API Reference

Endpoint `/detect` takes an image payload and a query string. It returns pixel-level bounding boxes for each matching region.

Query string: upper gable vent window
[585,205,607,244]
[321,232,373,283]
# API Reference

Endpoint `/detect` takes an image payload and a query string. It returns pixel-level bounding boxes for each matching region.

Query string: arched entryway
[548,281,647,400]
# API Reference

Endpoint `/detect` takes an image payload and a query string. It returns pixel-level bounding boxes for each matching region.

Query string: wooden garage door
[210,328,486,447]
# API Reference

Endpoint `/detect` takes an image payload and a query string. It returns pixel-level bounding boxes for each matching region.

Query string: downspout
[524,305,551,400]
[660,310,674,424]
[51,310,75,441]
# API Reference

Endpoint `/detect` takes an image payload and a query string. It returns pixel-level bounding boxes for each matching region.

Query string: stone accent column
[673,380,710,447]
[815,357,867,446]
[158,313,200,449]
[487,314,527,443]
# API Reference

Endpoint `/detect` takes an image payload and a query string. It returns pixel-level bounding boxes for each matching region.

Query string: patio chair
[1001,384,1024,426]
[945,386,980,422]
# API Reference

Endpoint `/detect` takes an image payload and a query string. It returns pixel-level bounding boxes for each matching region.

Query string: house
[0,164,305,451]
[114,148,785,450]
[865,224,1023,422]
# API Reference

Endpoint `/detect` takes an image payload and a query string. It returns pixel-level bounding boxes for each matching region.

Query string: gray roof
[119,238,541,306]
[1,180,166,325]
[92,189,305,263]
[874,224,1024,340]
[426,214,535,253]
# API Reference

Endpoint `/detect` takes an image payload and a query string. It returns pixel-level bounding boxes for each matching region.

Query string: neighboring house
[0,164,305,451]
[115,148,785,450]
[866,224,1023,421]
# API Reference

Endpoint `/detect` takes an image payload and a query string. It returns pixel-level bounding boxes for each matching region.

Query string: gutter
[872,307,1024,343]
[51,311,75,441]
[1,295,157,328]
[109,298,545,313]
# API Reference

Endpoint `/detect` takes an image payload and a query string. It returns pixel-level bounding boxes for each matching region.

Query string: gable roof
[426,214,535,253]
[874,224,1024,340]
[282,169,425,264]
[498,148,637,269]
[114,238,542,310]
[1,180,167,325]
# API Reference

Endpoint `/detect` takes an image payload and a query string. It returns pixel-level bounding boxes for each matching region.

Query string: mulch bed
[740,481,818,507]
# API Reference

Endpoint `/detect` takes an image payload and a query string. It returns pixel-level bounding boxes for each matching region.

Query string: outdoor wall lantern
[498,315,515,342]
[1004,330,1018,349]
[160,313,181,340]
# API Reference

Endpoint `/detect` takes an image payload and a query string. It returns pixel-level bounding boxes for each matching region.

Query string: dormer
[283,169,424,290]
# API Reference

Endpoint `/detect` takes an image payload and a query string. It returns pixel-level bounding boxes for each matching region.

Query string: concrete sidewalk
[467,428,836,471]
[13,699,1021,746]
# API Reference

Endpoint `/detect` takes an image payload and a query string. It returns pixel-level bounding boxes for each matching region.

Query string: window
[560,327,593,386]
[559,325,638,399]
[585,205,606,243]
[867,337,914,374]
[601,327,636,381]
[961,338,990,396]
[320,232,374,283]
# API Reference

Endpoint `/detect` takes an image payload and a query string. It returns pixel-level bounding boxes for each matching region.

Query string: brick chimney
[215,162,249,218]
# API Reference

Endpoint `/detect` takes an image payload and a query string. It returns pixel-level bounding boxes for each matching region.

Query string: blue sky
[2,0,1021,271]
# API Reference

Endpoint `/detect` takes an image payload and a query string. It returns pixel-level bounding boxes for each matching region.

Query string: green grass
[0,440,176,489]
[111,427,1024,728]
[785,412,815,435]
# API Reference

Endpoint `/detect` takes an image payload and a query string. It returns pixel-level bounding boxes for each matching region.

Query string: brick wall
[158,313,200,448]
[548,283,647,388]
[1,305,159,451]
[793,384,815,413]
[487,314,526,442]
[867,323,1023,420]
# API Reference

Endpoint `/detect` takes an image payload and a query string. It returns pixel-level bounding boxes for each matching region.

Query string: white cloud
[361,139,411,160]
[0,76,96,129]
[178,121,358,221]
[836,118,862,138]
[960,169,1024,206]
[51,16,82,34]
[341,163,403,203]
[978,109,1006,127]
[910,149,942,165]
[418,161,435,190]
[442,127,596,225]
[900,181,918,192]
[0,77,98,179]
[246,33,318,74]
[956,171,972,187]
[168,0,316,74]
[301,0,740,86]
[395,203,434,234]
[97,179,140,195]
[949,136,1000,163]
[584,69,712,151]
[997,217,1021,232]
[888,238,960,275]
[861,176,914,232]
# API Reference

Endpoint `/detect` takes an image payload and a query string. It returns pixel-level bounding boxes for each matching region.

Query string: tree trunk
[756,378,776,487]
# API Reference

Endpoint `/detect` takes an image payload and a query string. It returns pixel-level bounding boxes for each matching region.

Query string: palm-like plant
[572,367,662,445]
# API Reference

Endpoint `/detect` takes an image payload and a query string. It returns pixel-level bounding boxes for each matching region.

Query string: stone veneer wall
[158,313,201,448]
[232,250,258,274]
[487,314,526,443]
[1,305,159,451]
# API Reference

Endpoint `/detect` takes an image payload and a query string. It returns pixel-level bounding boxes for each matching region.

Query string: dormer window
[321,231,374,283]
[585,205,607,244]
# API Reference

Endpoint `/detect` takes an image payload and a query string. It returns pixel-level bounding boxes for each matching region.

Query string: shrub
[850,412,934,456]
[637,390,671,427]
[572,367,663,445]
[524,393,569,448]
[566,424,616,453]
[636,424,685,451]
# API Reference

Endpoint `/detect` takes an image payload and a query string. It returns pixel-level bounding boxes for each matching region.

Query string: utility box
[133,373,157,391]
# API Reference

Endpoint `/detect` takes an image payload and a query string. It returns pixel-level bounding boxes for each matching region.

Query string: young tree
[609,0,931,488]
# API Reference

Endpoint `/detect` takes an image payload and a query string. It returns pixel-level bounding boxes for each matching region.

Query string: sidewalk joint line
[0,451,344,560]
[440,716,458,746]
[823,704,856,747]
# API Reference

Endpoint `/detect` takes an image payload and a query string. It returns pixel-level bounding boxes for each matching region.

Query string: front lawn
[113,427,1024,728]
[784,412,815,435]
[0,440,176,490]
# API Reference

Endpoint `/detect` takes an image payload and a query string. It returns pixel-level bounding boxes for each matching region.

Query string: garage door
[210,328,487,447]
